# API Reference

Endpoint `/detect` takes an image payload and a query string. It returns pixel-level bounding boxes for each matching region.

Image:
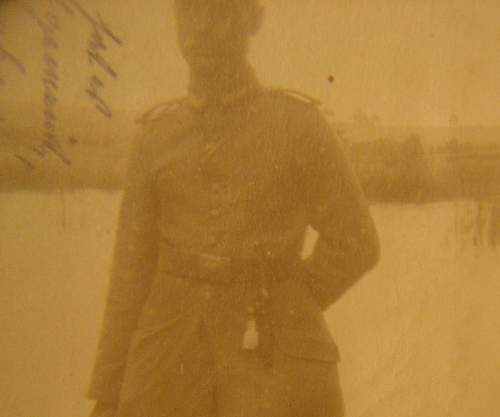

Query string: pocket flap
[275,329,340,362]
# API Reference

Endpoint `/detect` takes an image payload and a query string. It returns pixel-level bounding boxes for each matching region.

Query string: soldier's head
[173,0,263,72]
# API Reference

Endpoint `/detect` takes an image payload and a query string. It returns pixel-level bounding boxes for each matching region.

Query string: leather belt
[157,245,302,368]
[157,246,296,285]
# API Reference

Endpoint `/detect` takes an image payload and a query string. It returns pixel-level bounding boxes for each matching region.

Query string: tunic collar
[186,65,262,111]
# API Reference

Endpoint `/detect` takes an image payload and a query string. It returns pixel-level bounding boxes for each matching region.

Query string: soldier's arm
[87,124,159,404]
[300,108,380,310]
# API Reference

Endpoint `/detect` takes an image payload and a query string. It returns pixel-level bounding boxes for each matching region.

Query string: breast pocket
[275,328,340,363]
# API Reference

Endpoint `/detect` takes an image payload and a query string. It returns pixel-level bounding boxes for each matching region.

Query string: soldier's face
[173,0,253,71]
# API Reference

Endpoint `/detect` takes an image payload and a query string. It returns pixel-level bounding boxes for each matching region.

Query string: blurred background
[0,1,499,416]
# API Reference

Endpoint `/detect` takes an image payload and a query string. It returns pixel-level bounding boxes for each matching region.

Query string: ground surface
[0,190,499,417]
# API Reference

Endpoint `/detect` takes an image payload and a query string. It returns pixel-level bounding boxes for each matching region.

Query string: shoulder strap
[135,98,185,124]
[266,87,322,107]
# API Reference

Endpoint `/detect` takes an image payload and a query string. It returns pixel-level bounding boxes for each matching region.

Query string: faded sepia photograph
[1,1,499,417]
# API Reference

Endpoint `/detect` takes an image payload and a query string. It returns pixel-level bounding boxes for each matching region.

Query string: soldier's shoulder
[258,87,321,110]
[254,87,325,122]
[135,97,187,125]
[252,87,334,132]
[265,87,321,105]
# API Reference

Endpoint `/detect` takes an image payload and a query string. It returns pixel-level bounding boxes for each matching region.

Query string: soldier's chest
[151,111,300,211]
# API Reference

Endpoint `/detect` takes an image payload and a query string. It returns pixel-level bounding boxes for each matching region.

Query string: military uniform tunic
[88,79,380,417]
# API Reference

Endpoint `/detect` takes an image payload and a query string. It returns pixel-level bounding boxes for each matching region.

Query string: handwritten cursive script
[64,0,123,118]
[0,46,26,85]
[13,0,123,168]
[18,6,70,167]
[0,20,26,85]
[36,9,68,164]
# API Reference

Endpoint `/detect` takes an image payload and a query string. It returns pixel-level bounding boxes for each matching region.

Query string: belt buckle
[198,253,232,283]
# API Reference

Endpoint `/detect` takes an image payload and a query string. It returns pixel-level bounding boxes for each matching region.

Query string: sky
[0,0,499,127]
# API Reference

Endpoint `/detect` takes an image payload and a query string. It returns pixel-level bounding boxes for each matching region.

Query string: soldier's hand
[89,401,117,417]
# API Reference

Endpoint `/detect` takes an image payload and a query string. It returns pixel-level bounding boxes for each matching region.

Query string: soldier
[88,1,380,416]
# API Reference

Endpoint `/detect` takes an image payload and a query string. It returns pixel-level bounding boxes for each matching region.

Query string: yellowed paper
[1,1,499,416]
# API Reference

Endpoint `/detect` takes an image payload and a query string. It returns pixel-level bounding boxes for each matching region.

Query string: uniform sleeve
[88,125,159,403]
[300,109,380,310]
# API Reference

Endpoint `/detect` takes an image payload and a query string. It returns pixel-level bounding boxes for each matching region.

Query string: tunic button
[210,208,221,217]
[208,235,217,246]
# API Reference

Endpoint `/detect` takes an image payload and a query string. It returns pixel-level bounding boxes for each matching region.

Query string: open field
[0,190,499,417]
[2,104,500,201]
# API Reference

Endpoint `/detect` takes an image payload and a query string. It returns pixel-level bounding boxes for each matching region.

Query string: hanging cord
[254,242,276,368]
